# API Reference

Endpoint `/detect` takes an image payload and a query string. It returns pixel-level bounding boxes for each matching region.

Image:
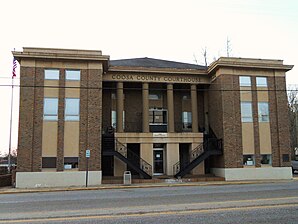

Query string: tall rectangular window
[258,102,269,122]
[65,98,80,121]
[256,77,267,87]
[111,110,116,128]
[66,70,80,81]
[241,102,253,122]
[111,111,125,129]
[239,76,251,87]
[44,98,58,120]
[182,111,192,130]
[45,69,59,80]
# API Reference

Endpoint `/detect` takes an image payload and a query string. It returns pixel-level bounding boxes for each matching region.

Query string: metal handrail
[173,142,204,175]
[172,138,223,176]
[115,139,152,176]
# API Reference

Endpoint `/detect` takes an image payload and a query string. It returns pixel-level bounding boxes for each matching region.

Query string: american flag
[12,57,17,78]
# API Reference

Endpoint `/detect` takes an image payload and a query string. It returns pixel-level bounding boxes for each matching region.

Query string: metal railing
[172,138,223,176]
[115,140,152,176]
[172,142,204,175]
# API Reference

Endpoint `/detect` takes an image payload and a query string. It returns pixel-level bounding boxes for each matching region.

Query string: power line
[0,84,296,92]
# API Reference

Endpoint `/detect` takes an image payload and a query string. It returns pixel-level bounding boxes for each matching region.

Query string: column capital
[191,84,197,90]
[167,83,173,89]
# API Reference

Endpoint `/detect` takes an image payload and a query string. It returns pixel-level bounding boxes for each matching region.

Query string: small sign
[86,149,91,158]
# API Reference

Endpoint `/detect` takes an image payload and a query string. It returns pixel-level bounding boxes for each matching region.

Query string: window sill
[243,165,255,168]
[42,168,57,172]
[261,164,272,167]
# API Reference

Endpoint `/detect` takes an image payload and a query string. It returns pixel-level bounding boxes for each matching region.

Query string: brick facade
[57,69,65,171]
[14,48,293,181]
[268,76,292,167]
[251,77,261,167]
[79,68,103,171]
[17,67,35,172]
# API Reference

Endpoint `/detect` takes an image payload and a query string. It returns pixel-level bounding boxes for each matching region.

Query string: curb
[0,179,296,195]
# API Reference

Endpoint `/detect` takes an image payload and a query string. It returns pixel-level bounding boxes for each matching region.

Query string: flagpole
[8,75,14,173]
[8,56,17,174]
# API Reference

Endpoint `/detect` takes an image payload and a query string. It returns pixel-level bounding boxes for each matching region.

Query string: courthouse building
[13,47,293,188]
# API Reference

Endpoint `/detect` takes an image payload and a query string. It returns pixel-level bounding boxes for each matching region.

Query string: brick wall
[17,67,35,172]
[251,77,261,167]
[79,68,103,171]
[57,69,65,171]
[208,76,224,168]
[208,74,243,168]
[268,76,292,167]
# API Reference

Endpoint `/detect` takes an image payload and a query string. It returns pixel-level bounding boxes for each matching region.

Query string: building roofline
[208,57,294,74]
[12,47,110,70]
[108,66,208,75]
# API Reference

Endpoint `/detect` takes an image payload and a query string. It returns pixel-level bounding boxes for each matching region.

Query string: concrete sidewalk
[0,178,297,195]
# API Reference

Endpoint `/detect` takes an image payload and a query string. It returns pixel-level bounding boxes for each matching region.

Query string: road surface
[0,181,297,223]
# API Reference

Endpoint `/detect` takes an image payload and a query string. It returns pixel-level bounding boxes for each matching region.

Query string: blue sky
[0,0,297,154]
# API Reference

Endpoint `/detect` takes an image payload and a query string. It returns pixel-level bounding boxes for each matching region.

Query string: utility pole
[226,37,231,57]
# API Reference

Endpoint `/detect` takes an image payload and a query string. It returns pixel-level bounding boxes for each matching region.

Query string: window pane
[239,76,251,87]
[154,111,163,123]
[149,109,167,124]
[149,110,154,123]
[241,102,252,122]
[149,91,161,100]
[110,111,125,128]
[182,111,192,130]
[42,157,56,168]
[45,69,59,80]
[256,77,267,87]
[182,112,192,123]
[65,98,80,121]
[243,155,255,166]
[44,98,58,120]
[111,111,116,128]
[182,94,190,100]
[149,94,161,100]
[261,154,272,165]
[258,102,269,122]
[66,70,80,81]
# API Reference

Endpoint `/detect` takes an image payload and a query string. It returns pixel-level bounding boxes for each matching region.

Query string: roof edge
[208,57,294,73]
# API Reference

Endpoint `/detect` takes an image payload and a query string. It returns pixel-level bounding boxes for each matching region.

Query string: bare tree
[202,47,208,67]
[288,86,298,159]
[193,47,208,67]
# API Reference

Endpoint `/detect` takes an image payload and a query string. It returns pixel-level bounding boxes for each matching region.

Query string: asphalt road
[0,181,298,223]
